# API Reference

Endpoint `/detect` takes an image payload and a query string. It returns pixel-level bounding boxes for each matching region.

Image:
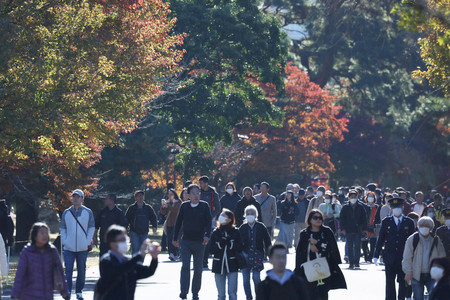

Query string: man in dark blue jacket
[374,197,415,300]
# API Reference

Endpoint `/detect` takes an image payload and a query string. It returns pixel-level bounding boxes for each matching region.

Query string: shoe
[76,293,84,300]
[349,264,354,269]
[203,263,209,269]
[180,293,187,299]
[355,264,360,268]
[192,294,199,300]
[344,256,349,263]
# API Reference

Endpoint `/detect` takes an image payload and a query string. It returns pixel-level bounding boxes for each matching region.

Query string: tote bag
[301,244,331,283]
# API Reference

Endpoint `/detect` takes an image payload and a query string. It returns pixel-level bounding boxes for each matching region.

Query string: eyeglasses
[312,215,323,221]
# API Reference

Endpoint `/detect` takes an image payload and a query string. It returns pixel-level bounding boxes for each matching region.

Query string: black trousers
[361,237,377,261]
[385,262,406,300]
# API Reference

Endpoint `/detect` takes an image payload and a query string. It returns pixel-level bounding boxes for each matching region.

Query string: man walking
[60,189,95,300]
[173,184,212,300]
[255,182,277,240]
[199,176,219,268]
[294,188,309,248]
[125,190,158,256]
[94,193,127,258]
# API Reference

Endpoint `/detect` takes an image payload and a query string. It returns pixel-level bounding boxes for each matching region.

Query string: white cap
[72,189,84,198]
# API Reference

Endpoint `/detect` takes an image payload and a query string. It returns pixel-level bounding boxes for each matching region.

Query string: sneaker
[355,263,360,268]
[349,264,354,269]
[192,294,199,300]
[180,293,187,299]
[76,293,84,300]
[344,256,349,263]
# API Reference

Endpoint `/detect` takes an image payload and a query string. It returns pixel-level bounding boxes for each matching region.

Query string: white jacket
[0,233,7,276]
[60,205,95,252]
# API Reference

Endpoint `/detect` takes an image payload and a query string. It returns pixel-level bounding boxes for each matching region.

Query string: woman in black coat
[96,225,159,300]
[295,209,346,300]
[429,257,450,300]
[210,209,243,300]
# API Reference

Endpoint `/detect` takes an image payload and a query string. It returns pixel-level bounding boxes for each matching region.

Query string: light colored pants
[276,222,295,248]
[242,268,261,300]
[294,222,307,248]
[215,272,238,300]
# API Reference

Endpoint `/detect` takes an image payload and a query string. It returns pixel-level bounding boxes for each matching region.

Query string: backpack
[412,232,438,254]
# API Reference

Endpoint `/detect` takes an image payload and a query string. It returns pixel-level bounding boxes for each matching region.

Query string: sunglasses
[312,215,323,221]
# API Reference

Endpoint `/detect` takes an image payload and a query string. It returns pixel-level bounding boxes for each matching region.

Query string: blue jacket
[374,216,415,265]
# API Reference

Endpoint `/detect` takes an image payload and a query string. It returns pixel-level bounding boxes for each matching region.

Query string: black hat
[366,183,377,192]
[298,188,306,195]
[443,208,450,218]
[348,189,358,196]
[388,197,404,207]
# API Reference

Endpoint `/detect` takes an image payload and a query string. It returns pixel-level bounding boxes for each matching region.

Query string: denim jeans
[129,231,148,256]
[412,275,434,300]
[241,268,261,300]
[277,222,295,248]
[215,272,238,300]
[346,232,361,265]
[180,239,205,296]
[294,222,306,249]
[63,250,89,296]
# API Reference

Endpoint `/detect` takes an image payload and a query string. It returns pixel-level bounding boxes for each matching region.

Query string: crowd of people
[2,177,450,300]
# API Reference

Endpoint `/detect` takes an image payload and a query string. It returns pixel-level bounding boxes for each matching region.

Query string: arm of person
[373,220,387,259]
[204,203,212,243]
[148,206,158,234]
[360,206,368,231]
[100,254,144,284]
[94,211,101,244]
[213,191,220,218]
[160,205,169,216]
[136,257,158,280]
[295,231,308,275]
[173,204,185,245]
[262,224,272,254]
[54,248,69,297]
[119,210,127,228]
[209,230,223,255]
[87,209,96,244]
[125,206,133,230]
[271,197,277,227]
[255,280,267,300]
[60,211,68,246]
[11,250,28,299]
[256,202,263,223]
[402,236,414,283]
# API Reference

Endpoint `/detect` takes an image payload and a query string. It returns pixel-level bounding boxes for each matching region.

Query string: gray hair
[417,216,434,229]
[293,184,300,189]
[244,205,258,218]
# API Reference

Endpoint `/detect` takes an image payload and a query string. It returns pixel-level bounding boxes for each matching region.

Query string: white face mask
[324,199,331,204]
[419,227,431,236]
[367,197,374,203]
[218,215,228,225]
[445,219,450,227]
[430,266,444,281]
[117,242,129,255]
[392,207,403,217]
[338,191,343,195]
[226,188,234,195]
[316,191,323,197]
[349,198,357,204]
[246,215,256,224]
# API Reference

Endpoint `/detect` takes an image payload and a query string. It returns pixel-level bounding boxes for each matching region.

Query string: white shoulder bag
[301,243,331,284]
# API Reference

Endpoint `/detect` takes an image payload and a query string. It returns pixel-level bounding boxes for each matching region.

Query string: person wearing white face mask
[374,197,416,300]
[361,192,380,262]
[239,205,271,300]
[422,205,442,235]
[402,217,446,300]
[306,186,326,219]
[210,209,243,300]
[428,257,450,300]
[435,208,450,258]
[219,182,241,215]
[96,225,159,300]
[318,191,337,233]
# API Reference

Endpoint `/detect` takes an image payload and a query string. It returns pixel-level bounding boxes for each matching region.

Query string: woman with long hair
[161,188,182,261]
[12,222,69,300]
[276,191,299,249]
[295,209,346,300]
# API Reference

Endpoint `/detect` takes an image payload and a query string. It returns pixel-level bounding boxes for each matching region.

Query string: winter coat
[200,186,220,218]
[255,270,311,300]
[209,226,243,274]
[98,252,158,300]
[60,205,95,252]
[339,203,368,233]
[402,233,446,281]
[11,243,68,300]
[279,200,300,224]
[125,202,158,234]
[429,277,450,300]
[235,197,263,227]
[219,193,241,215]
[239,221,271,255]
[160,199,182,228]
[295,226,347,292]
[255,193,277,228]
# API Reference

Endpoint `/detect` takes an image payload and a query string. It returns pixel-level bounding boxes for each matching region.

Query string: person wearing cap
[305,186,326,219]
[435,208,450,257]
[125,190,158,256]
[294,188,309,247]
[373,197,415,300]
[277,183,295,202]
[255,182,277,240]
[339,189,368,269]
[60,189,95,300]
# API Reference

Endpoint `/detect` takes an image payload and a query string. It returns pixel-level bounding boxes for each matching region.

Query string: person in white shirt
[411,191,426,216]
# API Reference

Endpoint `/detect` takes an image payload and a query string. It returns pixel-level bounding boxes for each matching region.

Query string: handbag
[301,243,331,284]
[51,248,65,292]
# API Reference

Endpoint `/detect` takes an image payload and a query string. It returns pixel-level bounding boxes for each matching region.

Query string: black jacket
[339,203,368,233]
[97,252,157,300]
[209,226,243,274]
[0,200,14,246]
[295,226,347,293]
[256,271,310,300]
[173,201,212,242]
[220,193,241,215]
[235,197,263,227]
[436,225,450,258]
[200,186,220,218]
[239,221,271,255]
[279,200,300,224]
[125,202,158,234]
[429,277,450,300]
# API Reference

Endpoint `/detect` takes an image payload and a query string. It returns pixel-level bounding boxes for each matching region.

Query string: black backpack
[412,232,438,254]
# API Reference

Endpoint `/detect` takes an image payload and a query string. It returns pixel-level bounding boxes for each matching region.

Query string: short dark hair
[134,190,145,197]
[260,182,270,189]
[184,181,193,188]
[253,183,261,189]
[306,186,313,192]
[29,222,50,245]
[306,209,324,227]
[105,225,127,244]
[107,193,117,202]
[269,243,287,258]
[199,176,209,183]
[187,183,200,194]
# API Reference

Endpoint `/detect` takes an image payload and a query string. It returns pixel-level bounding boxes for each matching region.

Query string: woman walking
[295,209,346,300]
[12,222,69,300]
[276,191,299,249]
[210,209,243,300]
[160,188,182,261]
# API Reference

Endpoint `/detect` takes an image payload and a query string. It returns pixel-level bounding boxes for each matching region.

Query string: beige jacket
[402,233,446,281]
